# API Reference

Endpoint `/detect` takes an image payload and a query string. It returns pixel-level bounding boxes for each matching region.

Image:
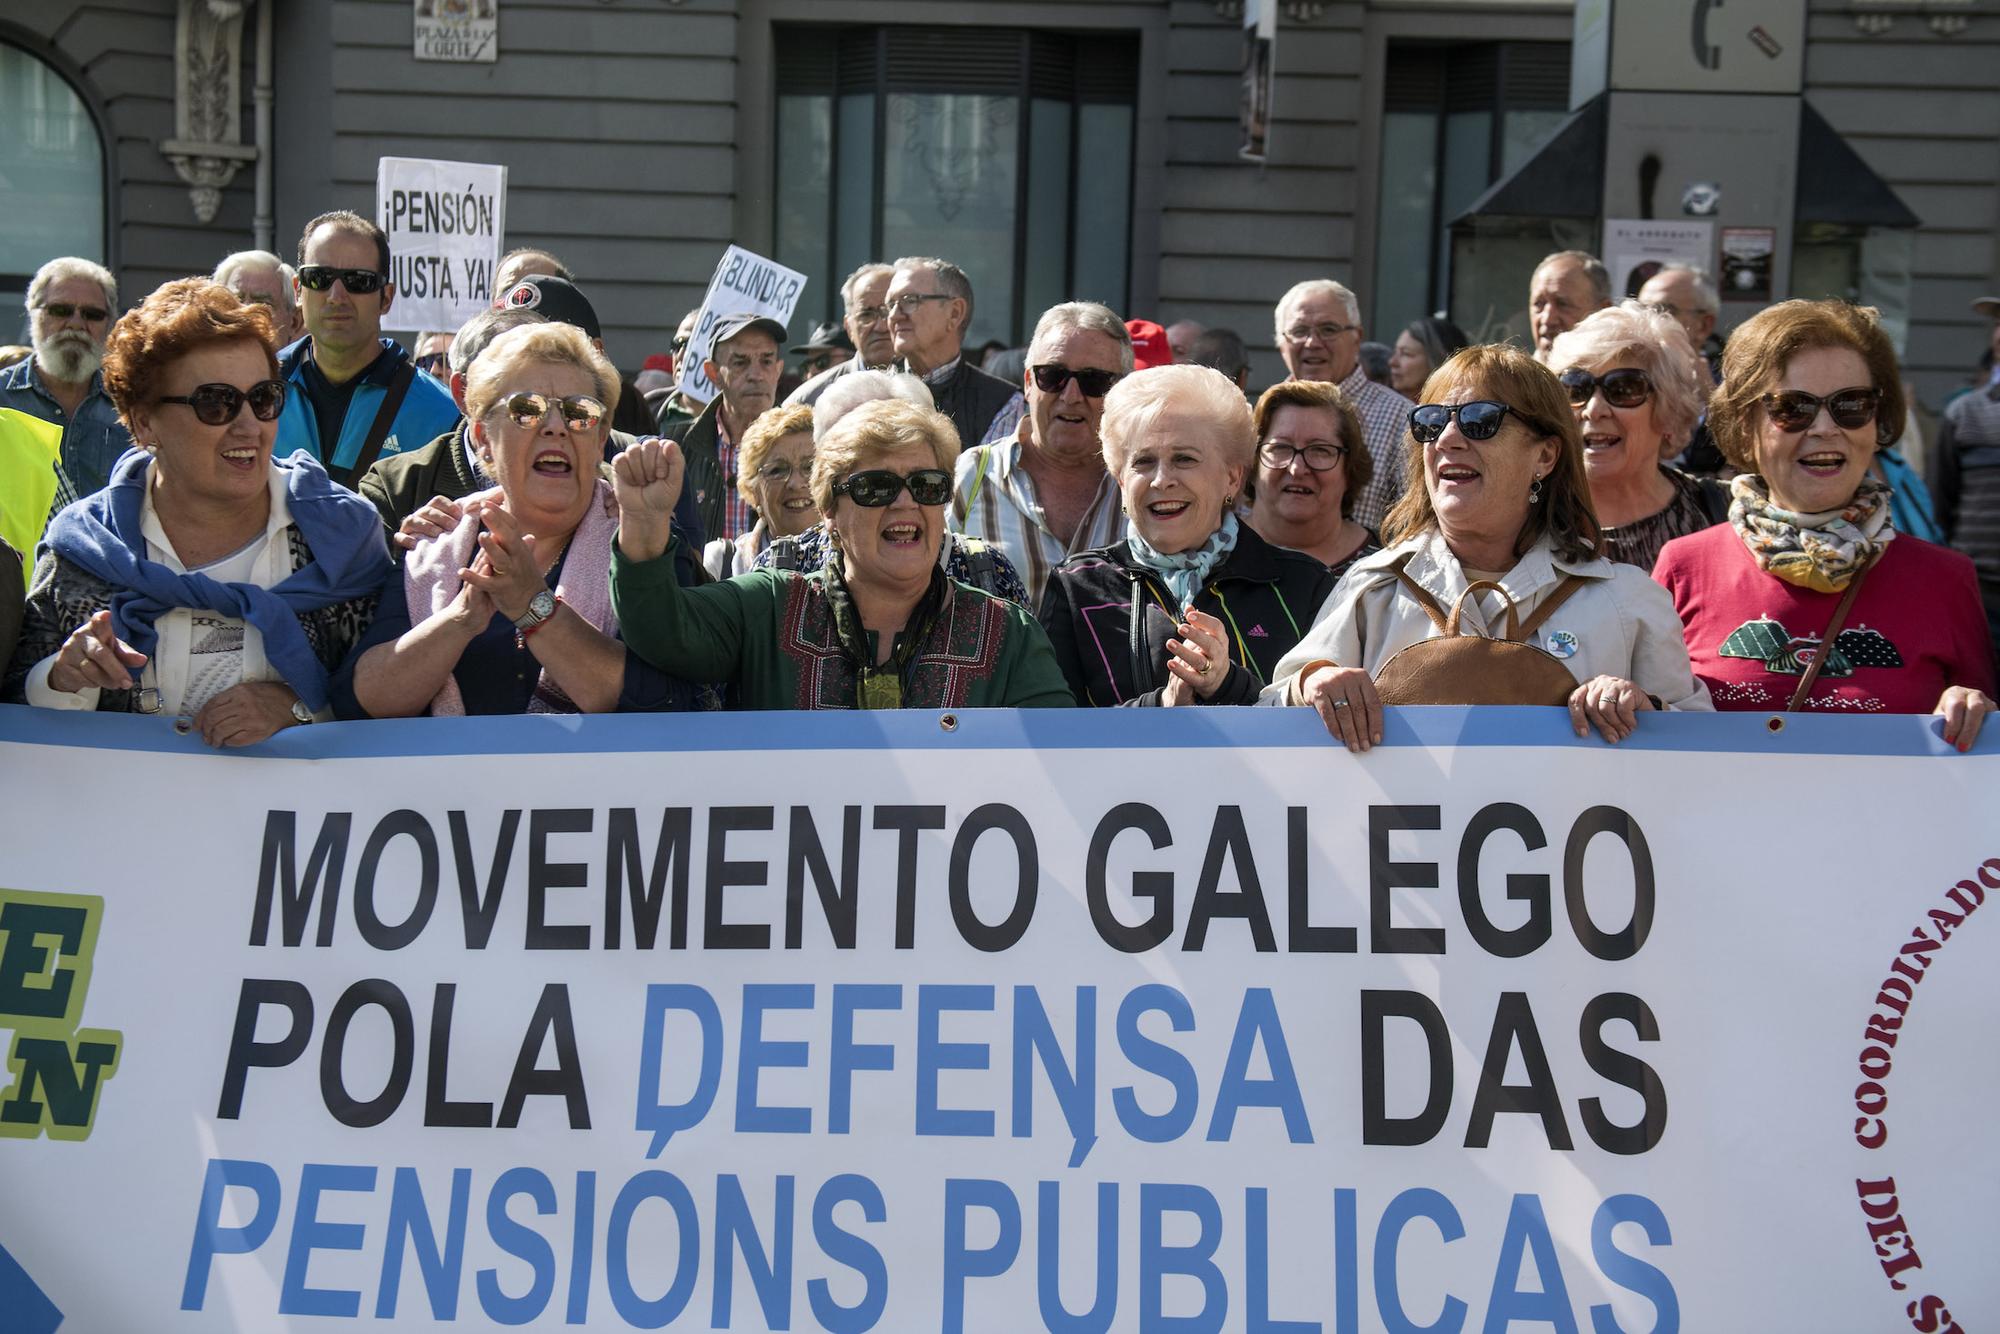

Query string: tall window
[0,42,106,288]
[775,26,1138,349]
[1372,41,1568,333]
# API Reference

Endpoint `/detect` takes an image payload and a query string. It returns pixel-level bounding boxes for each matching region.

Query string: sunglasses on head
[1760,386,1880,433]
[157,380,288,425]
[832,468,954,507]
[1408,400,1544,443]
[1030,364,1122,398]
[296,265,386,295]
[1559,367,1653,409]
[500,392,606,433]
[39,301,110,323]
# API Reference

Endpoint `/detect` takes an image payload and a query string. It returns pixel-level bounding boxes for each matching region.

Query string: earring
[1528,475,1543,504]
[1222,493,1235,507]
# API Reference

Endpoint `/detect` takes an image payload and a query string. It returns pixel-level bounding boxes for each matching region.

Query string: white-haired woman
[1038,364,1337,705]
[333,322,706,716]
[755,369,1030,604]
[1548,301,1725,571]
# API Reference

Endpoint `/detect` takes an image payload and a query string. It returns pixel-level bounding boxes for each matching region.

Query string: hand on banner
[462,500,545,623]
[612,436,683,563]
[1297,662,1383,752]
[1164,606,1233,703]
[1568,674,1652,744]
[1935,685,1995,752]
[396,494,466,551]
[48,610,148,694]
[194,681,304,748]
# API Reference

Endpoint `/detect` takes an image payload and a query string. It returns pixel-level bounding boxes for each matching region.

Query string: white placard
[676,246,808,407]
[374,157,508,335]
[413,0,497,63]
[1,705,1996,1331]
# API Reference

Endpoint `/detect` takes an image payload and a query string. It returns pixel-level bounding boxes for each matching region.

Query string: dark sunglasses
[1030,364,1122,398]
[1760,386,1880,433]
[500,392,606,432]
[415,352,449,375]
[39,301,110,322]
[157,380,288,425]
[296,265,386,295]
[1559,367,1653,408]
[832,468,953,507]
[1409,400,1544,443]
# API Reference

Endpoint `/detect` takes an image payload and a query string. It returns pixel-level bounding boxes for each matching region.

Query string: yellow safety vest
[1,406,64,584]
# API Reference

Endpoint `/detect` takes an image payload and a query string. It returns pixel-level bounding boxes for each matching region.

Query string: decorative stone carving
[162,0,257,222]
[1211,0,1327,20]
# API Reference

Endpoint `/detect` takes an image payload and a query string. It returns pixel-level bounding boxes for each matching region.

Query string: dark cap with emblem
[709,312,789,351]
[792,321,854,355]
[498,275,601,341]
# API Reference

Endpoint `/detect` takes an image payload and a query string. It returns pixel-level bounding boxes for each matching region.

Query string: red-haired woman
[3,278,389,745]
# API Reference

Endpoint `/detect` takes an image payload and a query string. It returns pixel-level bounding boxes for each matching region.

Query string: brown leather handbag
[1372,554,1587,706]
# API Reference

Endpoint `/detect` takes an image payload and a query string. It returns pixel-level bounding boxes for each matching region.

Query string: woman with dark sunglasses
[4,279,389,744]
[333,322,709,717]
[1039,364,1337,706]
[1256,344,1709,750]
[1654,300,1995,747]
[610,398,1073,709]
[1548,302,1728,571]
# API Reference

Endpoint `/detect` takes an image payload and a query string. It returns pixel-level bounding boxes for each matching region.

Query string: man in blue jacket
[273,210,460,487]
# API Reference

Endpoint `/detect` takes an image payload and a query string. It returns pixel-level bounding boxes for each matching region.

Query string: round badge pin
[1545,630,1579,659]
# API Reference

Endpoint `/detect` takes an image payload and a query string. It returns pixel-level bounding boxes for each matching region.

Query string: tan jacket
[1262,529,1712,710]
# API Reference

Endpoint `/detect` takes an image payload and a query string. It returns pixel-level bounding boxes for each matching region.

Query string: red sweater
[1653,524,1996,713]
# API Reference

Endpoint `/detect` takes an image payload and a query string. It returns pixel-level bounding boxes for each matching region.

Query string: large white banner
[0,705,1995,1333]
[375,156,508,334]
[675,246,808,407]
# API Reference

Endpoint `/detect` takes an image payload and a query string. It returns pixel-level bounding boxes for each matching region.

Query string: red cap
[642,353,674,374]
[1126,319,1171,371]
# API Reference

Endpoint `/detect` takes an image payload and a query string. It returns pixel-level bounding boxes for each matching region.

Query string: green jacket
[611,539,1075,709]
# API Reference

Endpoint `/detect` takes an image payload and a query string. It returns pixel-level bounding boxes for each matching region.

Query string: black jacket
[925,358,1019,450]
[1037,524,1337,706]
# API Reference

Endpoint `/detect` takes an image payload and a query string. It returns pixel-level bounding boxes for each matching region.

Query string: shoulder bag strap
[1786,555,1878,712]
[336,358,417,488]
[1514,574,1588,642]
[1389,552,1453,635]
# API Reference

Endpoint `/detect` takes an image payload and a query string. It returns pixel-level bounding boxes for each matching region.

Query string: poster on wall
[1603,219,1714,301]
[374,156,508,334]
[676,245,808,406]
[1721,226,1777,302]
[1238,0,1276,161]
[414,0,498,63]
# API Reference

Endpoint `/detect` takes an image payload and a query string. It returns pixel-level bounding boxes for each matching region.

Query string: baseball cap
[1126,319,1171,371]
[792,321,855,355]
[498,275,601,340]
[710,312,789,349]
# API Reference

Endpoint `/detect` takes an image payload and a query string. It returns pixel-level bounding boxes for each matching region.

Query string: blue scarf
[1127,510,1239,610]
[43,447,390,711]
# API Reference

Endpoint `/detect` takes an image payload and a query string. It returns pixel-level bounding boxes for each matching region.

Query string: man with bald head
[1165,319,1206,364]
[1272,278,1409,528]
[1529,250,1611,364]
[786,262,897,408]
[1638,265,1720,372]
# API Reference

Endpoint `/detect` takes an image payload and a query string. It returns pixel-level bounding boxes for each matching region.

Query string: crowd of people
[1,214,1994,752]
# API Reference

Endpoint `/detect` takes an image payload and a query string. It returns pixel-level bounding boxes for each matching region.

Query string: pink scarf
[403,481,619,715]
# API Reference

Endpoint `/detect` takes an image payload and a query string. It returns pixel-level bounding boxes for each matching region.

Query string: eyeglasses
[832,468,954,507]
[1259,440,1348,471]
[1760,386,1881,433]
[1559,367,1653,409]
[1030,364,1122,398]
[415,352,450,376]
[887,293,955,316]
[849,305,891,326]
[499,391,606,433]
[38,301,111,323]
[756,458,815,483]
[1282,321,1360,345]
[157,380,288,425]
[1408,400,1545,443]
[296,265,387,295]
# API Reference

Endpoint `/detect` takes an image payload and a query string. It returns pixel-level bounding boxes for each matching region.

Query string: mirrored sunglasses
[296,265,386,295]
[1030,364,1122,398]
[1760,386,1880,433]
[1409,400,1541,443]
[832,468,953,507]
[1559,367,1653,409]
[157,380,288,425]
[501,392,606,433]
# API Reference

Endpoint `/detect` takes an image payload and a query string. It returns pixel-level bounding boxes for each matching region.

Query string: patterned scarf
[1126,510,1239,609]
[1728,473,1895,593]
[823,555,950,709]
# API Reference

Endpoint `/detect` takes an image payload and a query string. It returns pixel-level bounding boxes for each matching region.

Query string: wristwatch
[513,588,557,632]
[290,698,314,726]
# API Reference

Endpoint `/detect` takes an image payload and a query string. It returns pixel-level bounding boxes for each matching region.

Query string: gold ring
[1197,662,1211,676]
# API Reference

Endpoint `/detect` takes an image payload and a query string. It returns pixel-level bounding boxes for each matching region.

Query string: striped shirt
[1335,365,1413,532]
[714,414,754,543]
[950,429,1126,610]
